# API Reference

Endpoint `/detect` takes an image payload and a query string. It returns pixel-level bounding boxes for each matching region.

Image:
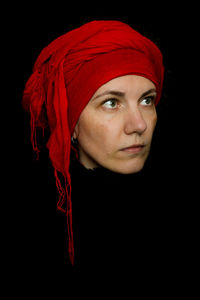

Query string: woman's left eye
[102,98,118,109]
[140,96,155,106]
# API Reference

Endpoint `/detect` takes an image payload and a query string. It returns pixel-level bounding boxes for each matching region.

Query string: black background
[3,2,197,293]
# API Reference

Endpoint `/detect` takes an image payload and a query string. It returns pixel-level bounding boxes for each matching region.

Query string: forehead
[92,74,156,98]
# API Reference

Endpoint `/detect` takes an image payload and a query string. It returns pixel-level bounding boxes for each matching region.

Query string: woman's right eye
[102,98,118,109]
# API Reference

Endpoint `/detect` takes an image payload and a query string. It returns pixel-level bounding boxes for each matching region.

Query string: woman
[22,20,164,271]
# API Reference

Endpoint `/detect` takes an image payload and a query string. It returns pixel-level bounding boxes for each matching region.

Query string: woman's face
[73,75,157,174]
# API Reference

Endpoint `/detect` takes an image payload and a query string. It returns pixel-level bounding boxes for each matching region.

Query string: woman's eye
[102,98,118,109]
[140,96,155,106]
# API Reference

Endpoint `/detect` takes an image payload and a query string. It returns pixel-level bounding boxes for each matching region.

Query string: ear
[72,122,79,139]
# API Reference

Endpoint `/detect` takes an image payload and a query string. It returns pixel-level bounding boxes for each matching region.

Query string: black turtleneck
[20,148,189,281]
[60,151,179,274]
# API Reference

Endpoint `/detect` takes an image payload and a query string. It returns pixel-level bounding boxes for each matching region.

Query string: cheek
[152,113,158,131]
[146,112,157,136]
[77,112,116,153]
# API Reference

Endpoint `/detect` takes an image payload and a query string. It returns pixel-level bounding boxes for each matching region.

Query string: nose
[124,107,147,135]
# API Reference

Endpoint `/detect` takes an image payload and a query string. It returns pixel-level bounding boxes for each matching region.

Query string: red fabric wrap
[22,20,164,265]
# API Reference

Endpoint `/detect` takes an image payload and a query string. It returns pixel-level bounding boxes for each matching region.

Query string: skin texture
[72,75,157,174]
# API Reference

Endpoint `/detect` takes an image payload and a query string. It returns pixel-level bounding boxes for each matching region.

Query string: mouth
[120,144,145,154]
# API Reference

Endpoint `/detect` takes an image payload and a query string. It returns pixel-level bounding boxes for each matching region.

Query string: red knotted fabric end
[54,169,74,265]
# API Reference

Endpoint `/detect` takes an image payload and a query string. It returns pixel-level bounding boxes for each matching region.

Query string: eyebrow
[92,88,157,101]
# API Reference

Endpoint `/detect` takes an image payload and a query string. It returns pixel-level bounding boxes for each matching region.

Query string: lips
[120,144,145,153]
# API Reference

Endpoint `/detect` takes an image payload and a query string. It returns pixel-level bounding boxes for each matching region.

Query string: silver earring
[71,136,77,144]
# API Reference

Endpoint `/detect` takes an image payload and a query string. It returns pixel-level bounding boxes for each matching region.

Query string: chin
[115,164,145,175]
[105,158,147,175]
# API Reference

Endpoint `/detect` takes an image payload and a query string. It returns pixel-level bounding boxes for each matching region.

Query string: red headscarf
[22,20,164,265]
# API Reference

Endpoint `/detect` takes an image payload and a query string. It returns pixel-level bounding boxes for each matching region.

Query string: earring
[71,136,77,144]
